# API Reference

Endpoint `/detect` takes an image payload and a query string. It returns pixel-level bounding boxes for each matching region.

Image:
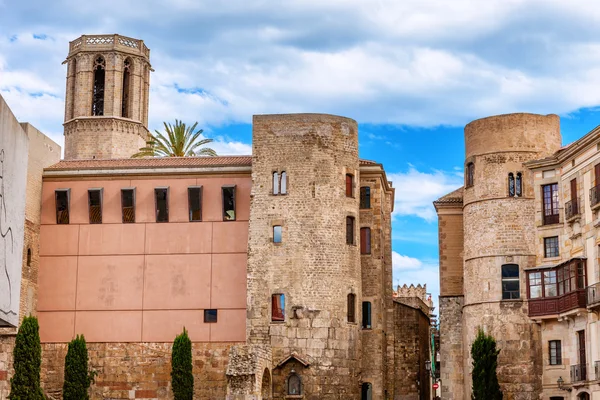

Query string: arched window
[361,382,372,400]
[347,293,356,323]
[466,163,474,187]
[92,56,106,116]
[273,172,279,195]
[287,372,302,395]
[26,248,32,267]
[280,171,287,194]
[122,58,132,118]
[516,172,522,197]
[508,173,515,197]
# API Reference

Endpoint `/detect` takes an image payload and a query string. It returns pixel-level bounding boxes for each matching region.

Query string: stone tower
[462,113,561,399]
[63,34,151,160]
[245,114,362,399]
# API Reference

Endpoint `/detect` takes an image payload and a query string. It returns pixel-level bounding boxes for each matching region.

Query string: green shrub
[9,316,45,400]
[63,334,94,400]
[471,327,503,400]
[171,327,193,400]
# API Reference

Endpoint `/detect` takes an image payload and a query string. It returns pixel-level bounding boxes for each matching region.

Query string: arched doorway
[261,368,272,400]
[578,393,590,400]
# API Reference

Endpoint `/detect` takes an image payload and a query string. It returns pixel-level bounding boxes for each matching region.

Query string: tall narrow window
[287,373,302,395]
[570,178,578,217]
[516,172,522,197]
[528,272,542,299]
[273,172,279,195]
[360,187,371,209]
[361,383,373,400]
[273,225,282,243]
[542,183,559,225]
[577,260,586,289]
[188,186,202,222]
[91,56,105,116]
[347,293,356,323]
[544,270,558,297]
[121,188,136,223]
[272,294,285,321]
[466,163,474,187]
[362,301,372,329]
[549,340,562,365]
[69,58,76,119]
[346,216,355,245]
[26,249,31,267]
[544,236,559,258]
[155,187,169,223]
[55,189,70,224]
[280,171,287,194]
[88,188,103,224]
[360,227,371,254]
[501,264,520,300]
[508,173,515,197]
[346,174,354,197]
[121,58,131,118]
[222,186,236,221]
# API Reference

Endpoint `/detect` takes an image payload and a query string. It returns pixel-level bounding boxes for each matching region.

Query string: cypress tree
[471,327,503,400]
[9,316,45,400]
[63,334,93,400]
[171,327,193,400]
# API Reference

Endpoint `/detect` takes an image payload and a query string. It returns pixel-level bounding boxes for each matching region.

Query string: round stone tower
[462,113,561,399]
[63,34,151,160]
[247,114,362,398]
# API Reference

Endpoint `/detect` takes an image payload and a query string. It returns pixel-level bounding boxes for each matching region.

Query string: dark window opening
[501,264,520,300]
[542,183,559,225]
[88,189,103,224]
[154,187,169,223]
[188,186,202,222]
[360,187,371,209]
[516,172,522,196]
[549,340,562,365]
[273,225,282,243]
[361,382,373,400]
[508,173,515,197]
[121,188,135,223]
[222,186,236,221]
[272,294,285,322]
[91,56,105,116]
[204,309,217,323]
[26,248,31,267]
[347,293,356,323]
[287,373,302,395]
[346,174,354,197]
[466,163,474,187]
[544,236,559,258]
[70,58,76,118]
[362,301,372,329]
[55,189,70,224]
[121,58,131,118]
[346,216,355,245]
[360,227,371,254]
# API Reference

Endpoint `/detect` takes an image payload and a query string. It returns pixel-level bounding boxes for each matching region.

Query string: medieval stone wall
[439,296,463,400]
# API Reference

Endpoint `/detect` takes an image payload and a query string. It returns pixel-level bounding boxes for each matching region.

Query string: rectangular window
[273,225,282,243]
[542,183,559,225]
[222,186,236,221]
[544,236,559,258]
[346,216,355,245]
[204,309,218,323]
[362,301,372,329]
[347,294,356,323]
[544,270,558,297]
[346,174,354,197]
[273,172,279,195]
[121,188,135,223]
[88,188,103,224]
[501,264,520,300]
[360,227,371,254]
[55,189,70,224]
[280,172,287,194]
[466,163,474,187]
[360,187,371,209]
[549,340,562,365]
[188,186,202,222]
[272,294,285,322]
[528,272,542,299]
[577,260,586,289]
[155,187,169,223]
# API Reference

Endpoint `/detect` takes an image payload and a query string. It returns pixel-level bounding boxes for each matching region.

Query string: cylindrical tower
[247,114,362,399]
[63,34,152,160]
[462,113,561,399]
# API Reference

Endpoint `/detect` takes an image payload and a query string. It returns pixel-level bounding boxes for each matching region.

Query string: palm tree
[132,120,217,158]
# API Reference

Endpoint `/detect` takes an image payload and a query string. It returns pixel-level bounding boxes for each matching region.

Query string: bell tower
[63,34,152,160]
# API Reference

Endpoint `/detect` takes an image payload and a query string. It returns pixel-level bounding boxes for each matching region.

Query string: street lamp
[557,376,572,392]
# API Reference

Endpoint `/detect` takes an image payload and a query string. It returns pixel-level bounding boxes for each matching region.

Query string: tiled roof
[433,186,464,204]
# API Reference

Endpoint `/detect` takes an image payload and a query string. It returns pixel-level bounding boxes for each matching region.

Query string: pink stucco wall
[37,175,250,343]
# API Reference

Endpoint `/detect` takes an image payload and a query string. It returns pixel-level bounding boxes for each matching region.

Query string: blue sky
[3,1,600,310]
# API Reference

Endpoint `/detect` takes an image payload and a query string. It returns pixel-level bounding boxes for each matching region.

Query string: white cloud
[388,166,463,222]
[392,251,440,310]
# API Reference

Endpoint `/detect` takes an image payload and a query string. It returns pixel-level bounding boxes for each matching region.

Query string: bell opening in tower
[122,58,131,118]
[92,56,106,116]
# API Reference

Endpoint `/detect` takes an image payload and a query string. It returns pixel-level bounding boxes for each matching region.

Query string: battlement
[68,34,150,59]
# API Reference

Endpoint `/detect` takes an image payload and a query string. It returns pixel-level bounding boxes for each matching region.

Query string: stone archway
[261,368,272,400]
[578,392,590,400]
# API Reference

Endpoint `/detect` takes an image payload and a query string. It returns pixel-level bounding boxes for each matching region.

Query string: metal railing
[543,212,560,225]
[565,197,581,221]
[590,184,600,208]
[571,363,587,382]
[588,283,600,308]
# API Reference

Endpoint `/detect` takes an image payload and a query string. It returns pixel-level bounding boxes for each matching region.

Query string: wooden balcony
[528,289,587,317]
[565,197,581,221]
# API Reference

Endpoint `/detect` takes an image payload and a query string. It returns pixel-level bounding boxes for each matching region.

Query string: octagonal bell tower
[63,34,152,160]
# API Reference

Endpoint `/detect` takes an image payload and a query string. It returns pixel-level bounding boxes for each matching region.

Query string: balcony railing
[587,283,600,309]
[565,197,581,221]
[595,361,600,380]
[571,364,587,382]
[590,184,600,208]
[528,289,587,317]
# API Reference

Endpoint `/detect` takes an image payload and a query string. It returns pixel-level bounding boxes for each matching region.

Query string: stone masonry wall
[439,296,463,400]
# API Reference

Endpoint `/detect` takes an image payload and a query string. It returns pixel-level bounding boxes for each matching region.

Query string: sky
[3,0,600,312]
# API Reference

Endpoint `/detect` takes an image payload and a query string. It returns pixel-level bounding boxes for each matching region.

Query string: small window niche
[360,227,371,254]
[273,225,282,244]
[188,186,203,222]
[362,301,372,329]
[287,372,302,396]
[346,174,354,197]
[272,294,285,322]
[88,188,103,224]
[466,162,474,187]
[55,189,71,224]
[26,248,32,267]
[204,309,218,323]
[154,187,169,223]
[347,293,356,323]
[222,185,236,221]
[508,173,515,197]
[121,188,136,223]
[346,216,355,245]
[360,186,371,209]
[516,172,522,197]
[361,383,373,400]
